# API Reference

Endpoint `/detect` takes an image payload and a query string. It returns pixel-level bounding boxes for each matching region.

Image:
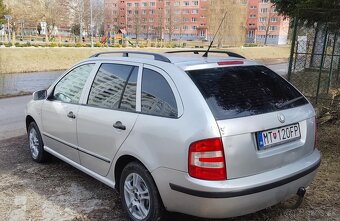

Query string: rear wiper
[275,96,304,109]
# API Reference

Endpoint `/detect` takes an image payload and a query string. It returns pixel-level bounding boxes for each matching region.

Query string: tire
[120,162,164,221]
[27,121,49,163]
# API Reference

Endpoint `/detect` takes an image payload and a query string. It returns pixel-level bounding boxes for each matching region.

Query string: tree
[257,4,282,45]
[155,6,164,40]
[127,4,142,45]
[271,0,339,28]
[71,23,80,36]
[37,22,42,35]
[208,0,247,47]
[61,0,86,42]
[271,0,339,67]
[0,0,10,25]
[164,2,180,41]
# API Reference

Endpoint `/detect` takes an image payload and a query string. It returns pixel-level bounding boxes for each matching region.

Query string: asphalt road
[267,62,288,76]
[0,95,31,140]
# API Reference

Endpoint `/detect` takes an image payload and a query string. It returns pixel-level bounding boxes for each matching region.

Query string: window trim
[141,64,183,119]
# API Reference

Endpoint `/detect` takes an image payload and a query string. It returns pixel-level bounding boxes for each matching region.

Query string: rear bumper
[152,149,320,218]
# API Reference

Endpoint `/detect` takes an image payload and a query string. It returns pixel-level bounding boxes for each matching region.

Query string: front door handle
[113,121,126,130]
[67,111,76,119]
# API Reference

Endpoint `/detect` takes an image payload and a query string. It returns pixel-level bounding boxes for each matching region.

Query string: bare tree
[83,0,104,38]
[140,9,150,41]
[4,0,68,38]
[258,4,278,45]
[126,4,142,45]
[61,0,86,42]
[164,2,179,41]
[208,0,247,47]
[155,6,164,40]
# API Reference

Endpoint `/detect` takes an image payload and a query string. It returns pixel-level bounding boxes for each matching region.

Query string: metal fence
[287,9,340,112]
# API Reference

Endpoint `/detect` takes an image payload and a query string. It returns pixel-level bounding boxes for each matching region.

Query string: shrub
[165,43,175,48]
[243,43,258,47]
[75,42,82,47]
[94,42,102,47]
[49,42,58,47]
[4,42,13,47]
[85,43,91,47]
[114,43,121,47]
[15,42,21,47]
[26,41,31,47]
[150,43,155,47]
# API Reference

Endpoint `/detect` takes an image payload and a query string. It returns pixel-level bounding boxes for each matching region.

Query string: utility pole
[90,0,94,48]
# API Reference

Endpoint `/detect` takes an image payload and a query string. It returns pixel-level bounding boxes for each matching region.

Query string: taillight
[188,138,226,180]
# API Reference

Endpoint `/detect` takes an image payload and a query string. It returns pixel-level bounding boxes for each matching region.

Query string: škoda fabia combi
[25,51,320,220]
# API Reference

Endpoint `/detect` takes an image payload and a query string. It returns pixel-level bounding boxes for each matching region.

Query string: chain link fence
[287,9,340,116]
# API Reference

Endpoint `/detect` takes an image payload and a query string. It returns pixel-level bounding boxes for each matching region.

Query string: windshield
[187,65,308,120]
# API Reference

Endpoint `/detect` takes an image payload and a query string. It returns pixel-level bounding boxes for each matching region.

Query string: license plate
[257,123,301,150]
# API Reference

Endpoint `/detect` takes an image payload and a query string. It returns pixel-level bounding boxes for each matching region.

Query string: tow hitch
[294,187,306,208]
[282,187,306,209]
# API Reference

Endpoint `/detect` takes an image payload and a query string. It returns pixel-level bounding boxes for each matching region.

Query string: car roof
[83,51,260,71]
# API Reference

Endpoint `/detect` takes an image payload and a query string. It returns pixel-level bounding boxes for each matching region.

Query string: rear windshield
[187,65,308,120]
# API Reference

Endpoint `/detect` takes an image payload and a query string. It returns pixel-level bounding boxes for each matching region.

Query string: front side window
[141,69,177,118]
[52,63,94,104]
[88,63,138,110]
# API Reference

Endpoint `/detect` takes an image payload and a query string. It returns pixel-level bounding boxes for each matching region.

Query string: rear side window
[88,63,138,111]
[141,68,178,118]
[187,65,308,120]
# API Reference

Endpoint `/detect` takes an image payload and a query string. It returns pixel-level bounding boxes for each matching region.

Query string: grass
[0,46,290,74]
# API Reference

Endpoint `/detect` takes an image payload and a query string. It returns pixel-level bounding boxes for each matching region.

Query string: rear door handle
[113,121,126,130]
[67,111,76,119]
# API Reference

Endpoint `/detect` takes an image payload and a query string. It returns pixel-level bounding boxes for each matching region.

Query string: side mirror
[33,90,47,100]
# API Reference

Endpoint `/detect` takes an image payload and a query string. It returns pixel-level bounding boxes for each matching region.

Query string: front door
[77,62,140,176]
[41,63,95,163]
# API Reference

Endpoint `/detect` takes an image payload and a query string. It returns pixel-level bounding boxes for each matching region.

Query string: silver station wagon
[25,51,320,220]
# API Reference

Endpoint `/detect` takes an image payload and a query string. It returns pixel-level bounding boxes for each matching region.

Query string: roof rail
[165,50,245,59]
[90,51,171,63]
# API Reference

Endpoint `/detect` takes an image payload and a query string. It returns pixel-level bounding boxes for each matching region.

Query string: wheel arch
[114,155,145,190]
[25,115,36,132]
[114,154,160,192]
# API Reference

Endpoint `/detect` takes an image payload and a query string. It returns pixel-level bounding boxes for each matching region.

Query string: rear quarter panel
[113,63,221,173]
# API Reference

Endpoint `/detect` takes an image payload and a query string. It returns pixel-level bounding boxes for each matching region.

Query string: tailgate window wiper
[275,96,305,109]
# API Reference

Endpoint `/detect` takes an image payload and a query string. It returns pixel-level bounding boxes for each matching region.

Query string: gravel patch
[0,123,339,220]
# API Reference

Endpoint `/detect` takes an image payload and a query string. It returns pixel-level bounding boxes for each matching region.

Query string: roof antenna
[203,10,228,58]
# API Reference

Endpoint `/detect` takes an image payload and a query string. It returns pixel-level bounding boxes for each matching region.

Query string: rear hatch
[187,65,316,179]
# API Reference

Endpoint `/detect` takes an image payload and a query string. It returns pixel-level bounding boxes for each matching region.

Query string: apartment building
[246,0,289,44]
[104,0,288,44]
[104,0,208,41]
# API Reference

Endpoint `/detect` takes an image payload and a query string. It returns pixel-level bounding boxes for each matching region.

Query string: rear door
[187,65,316,179]
[41,63,95,163]
[76,62,140,176]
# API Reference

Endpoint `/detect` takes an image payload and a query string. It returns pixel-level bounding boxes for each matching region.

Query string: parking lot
[0,123,339,221]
